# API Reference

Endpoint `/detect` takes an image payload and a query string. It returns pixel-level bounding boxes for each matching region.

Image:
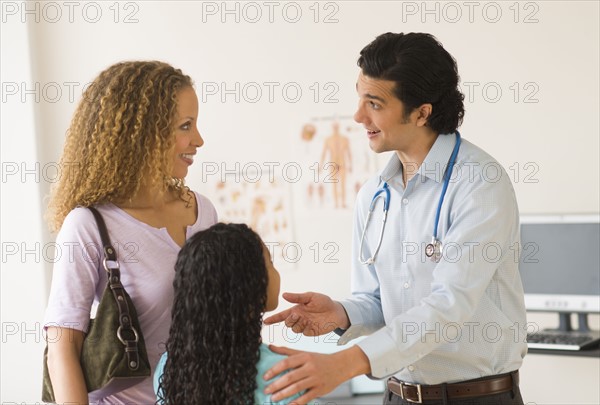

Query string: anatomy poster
[296,116,381,211]
[206,168,297,271]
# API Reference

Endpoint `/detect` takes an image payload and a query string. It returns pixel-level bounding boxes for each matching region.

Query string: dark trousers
[383,376,524,405]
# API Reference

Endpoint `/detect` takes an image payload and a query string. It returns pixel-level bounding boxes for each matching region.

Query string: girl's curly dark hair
[157,223,268,404]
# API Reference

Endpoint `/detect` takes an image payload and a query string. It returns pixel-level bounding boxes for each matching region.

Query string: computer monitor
[519,214,600,331]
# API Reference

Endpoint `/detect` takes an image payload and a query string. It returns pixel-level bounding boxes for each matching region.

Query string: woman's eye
[180,122,191,130]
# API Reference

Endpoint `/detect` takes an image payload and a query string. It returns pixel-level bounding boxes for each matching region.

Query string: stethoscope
[358,132,462,265]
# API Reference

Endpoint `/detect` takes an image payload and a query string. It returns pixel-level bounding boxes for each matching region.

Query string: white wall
[1,1,598,403]
[1,5,49,402]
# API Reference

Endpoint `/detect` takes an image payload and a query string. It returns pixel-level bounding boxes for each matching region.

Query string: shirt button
[402,198,409,205]
[408,365,415,372]
[403,282,410,289]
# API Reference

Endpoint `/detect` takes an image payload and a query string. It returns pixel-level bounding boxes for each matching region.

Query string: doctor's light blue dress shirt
[338,132,528,385]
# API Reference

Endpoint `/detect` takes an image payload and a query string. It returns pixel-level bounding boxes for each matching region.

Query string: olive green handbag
[42,207,151,403]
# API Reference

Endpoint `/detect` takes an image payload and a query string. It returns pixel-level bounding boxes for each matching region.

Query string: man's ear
[415,104,433,127]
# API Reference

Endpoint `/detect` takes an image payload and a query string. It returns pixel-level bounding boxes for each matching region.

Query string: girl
[154,223,304,404]
[43,61,218,404]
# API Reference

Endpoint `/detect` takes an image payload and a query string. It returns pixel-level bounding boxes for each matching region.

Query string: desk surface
[527,346,600,357]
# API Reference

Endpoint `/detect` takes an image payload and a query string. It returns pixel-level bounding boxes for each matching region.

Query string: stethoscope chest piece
[425,238,442,263]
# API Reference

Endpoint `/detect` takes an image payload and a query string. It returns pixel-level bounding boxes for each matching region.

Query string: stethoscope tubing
[359,183,390,265]
[432,133,462,239]
[358,132,461,265]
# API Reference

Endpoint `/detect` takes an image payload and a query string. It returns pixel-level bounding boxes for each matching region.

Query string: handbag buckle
[117,325,139,345]
[103,257,120,272]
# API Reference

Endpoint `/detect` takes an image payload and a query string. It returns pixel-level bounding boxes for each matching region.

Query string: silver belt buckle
[401,381,423,403]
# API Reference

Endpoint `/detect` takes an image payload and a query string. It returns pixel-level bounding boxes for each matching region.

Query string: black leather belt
[386,371,518,403]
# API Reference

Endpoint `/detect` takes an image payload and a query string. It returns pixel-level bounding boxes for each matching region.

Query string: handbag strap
[88,206,142,371]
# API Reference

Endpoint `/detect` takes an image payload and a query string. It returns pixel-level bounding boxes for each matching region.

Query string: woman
[43,61,217,404]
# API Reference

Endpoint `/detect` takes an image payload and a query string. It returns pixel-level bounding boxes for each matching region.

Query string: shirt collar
[418,132,459,183]
[379,154,402,185]
[378,132,458,185]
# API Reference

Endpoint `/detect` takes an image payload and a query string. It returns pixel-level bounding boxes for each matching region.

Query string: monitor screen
[519,215,600,313]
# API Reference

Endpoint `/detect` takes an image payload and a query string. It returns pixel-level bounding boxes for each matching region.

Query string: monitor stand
[577,313,591,333]
[554,312,592,333]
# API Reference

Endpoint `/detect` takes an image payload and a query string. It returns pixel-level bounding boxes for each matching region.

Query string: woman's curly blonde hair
[46,61,194,232]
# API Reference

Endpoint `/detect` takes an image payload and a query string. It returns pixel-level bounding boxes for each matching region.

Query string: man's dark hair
[358,32,465,134]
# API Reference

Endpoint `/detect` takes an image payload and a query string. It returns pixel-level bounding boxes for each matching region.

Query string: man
[263,32,527,405]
